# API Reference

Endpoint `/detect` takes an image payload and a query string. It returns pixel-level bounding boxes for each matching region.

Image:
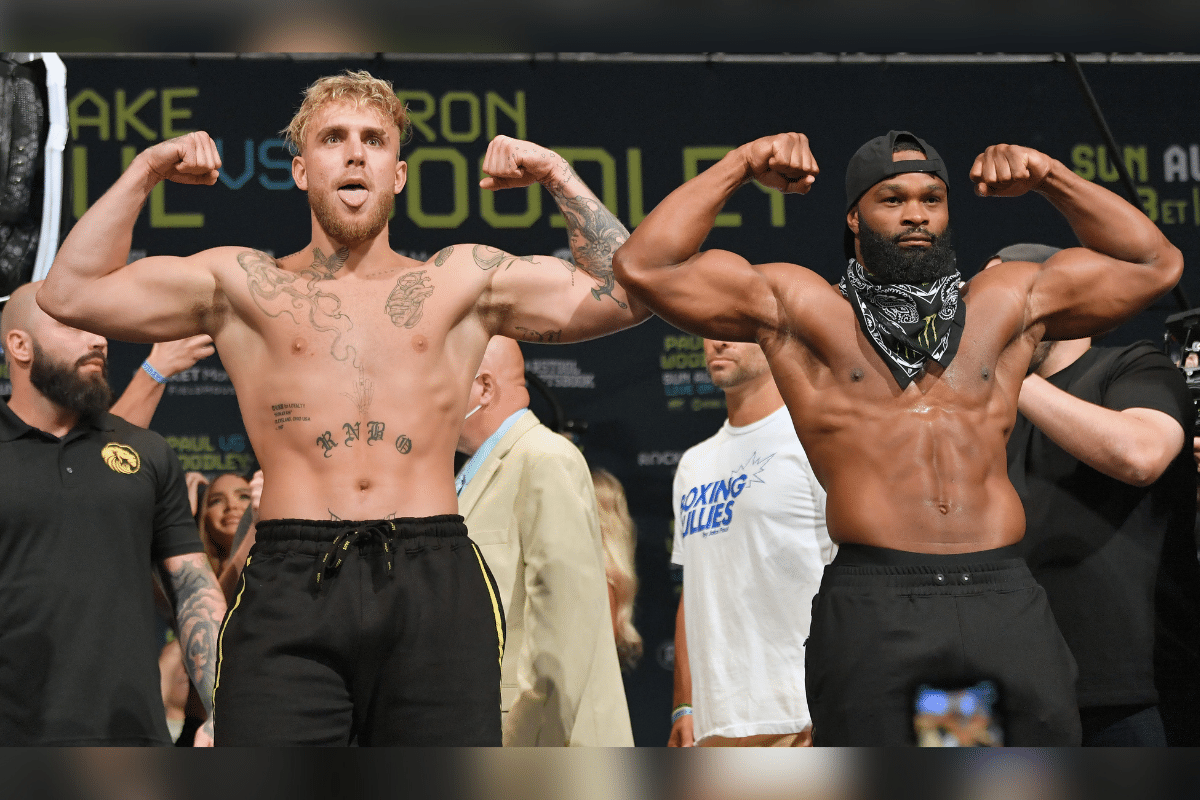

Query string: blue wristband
[671,705,693,724]
[141,360,168,384]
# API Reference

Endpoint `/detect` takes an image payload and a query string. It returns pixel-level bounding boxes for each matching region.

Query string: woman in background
[196,473,252,580]
[591,468,643,672]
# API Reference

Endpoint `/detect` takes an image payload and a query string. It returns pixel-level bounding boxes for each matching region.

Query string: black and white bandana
[839,258,966,388]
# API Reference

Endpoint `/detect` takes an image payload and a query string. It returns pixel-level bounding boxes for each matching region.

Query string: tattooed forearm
[515,326,563,343]
[159,553,226,716]
[385,270,435,329]
[550,187,630,308]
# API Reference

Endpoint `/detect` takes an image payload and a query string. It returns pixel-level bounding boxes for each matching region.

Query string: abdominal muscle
[232,368,468,523]
[798,403,1027,554]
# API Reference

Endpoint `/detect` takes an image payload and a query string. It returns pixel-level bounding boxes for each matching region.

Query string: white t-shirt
[671,405,834,741]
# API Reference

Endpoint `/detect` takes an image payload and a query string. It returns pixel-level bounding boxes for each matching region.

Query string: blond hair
[283,70,410,156]
[592,468,643,671]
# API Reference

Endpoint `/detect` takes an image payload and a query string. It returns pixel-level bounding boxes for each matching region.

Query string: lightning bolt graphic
[731,451,775,488]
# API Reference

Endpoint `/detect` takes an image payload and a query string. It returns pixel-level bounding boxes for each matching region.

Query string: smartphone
[913,680,1003,746]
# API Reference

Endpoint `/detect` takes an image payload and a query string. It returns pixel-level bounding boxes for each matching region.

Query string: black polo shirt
[1008,342,1200,723]
[0,399,201,745]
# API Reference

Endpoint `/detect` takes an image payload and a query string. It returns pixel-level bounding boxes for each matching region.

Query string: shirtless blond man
[614,129,1182,745]
[38,70,647,745]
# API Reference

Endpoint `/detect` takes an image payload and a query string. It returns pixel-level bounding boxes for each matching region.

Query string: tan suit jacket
[459,411,634,746]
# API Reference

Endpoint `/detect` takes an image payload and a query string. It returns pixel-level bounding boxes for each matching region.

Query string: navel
[981,366,990,380]
[358,478,371,492]
[291,337,307,355]
[412,335,428,353]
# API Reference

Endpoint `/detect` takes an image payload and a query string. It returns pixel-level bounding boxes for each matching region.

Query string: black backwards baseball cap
[843,131,950,260]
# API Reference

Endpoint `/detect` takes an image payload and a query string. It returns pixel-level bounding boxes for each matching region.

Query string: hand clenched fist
[480,135,569,191]
[141,131,222,186]
[743,133,818,194]
[969,144,1055,197]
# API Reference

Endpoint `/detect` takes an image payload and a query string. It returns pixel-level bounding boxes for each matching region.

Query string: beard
[29,342,113,418]
[857,218,959,284]
[309,186,394,247]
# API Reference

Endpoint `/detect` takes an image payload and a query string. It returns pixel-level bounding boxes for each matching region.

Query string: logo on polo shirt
[102,443,141,475]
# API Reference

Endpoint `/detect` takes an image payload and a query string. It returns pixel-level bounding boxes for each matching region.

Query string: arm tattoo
[549,185,630,308]
[159,554,226,716]
[385,270,436,329]
[434,246,454,267]
[514,326,563,343]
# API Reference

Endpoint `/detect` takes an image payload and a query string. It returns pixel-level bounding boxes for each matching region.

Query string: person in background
[990,243,1200,746]
[0,281,225,745]
[197,472,253,576]
[591,467,643,673]
[109,334,215,428]
[668,339,832,747]
[457,335,633,746]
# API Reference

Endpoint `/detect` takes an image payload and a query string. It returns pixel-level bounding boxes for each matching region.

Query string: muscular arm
[504,447,608,746]
[475,136,649,344]
[970,147,1183,339]
[156,552,227,745]
[37,133,225,342]
[669,594,695,746]
[1019,373,1185,487]
[614,134,818,342]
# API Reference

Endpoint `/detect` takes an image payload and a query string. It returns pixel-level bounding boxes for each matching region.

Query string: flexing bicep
[39,249,225,342]
[1026,246,1181,340]
[478,246,648,344]
[615,246,785,342]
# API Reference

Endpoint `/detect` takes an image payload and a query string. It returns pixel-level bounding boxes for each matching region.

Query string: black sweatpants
[805,543,1081,746]
[214,516,504,746]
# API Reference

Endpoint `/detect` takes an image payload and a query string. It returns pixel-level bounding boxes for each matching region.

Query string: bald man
[0,282,225,745]
[456,336,633,746]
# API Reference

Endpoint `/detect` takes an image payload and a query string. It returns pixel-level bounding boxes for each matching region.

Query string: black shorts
[213,516,504,746]
[805,543,1080,746]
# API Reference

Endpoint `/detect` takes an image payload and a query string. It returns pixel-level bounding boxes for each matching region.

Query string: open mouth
[337,182,369,208]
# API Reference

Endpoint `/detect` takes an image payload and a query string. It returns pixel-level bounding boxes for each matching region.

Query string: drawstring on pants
[314,521,396,590]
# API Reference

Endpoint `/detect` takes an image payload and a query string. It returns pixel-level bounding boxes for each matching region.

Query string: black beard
[29,342,113,419]
[858,219,958,284]
[309,188,394,248]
